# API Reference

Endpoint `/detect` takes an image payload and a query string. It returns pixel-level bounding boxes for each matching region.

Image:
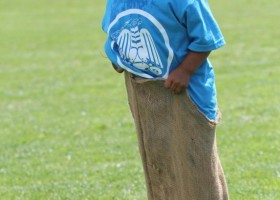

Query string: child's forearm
[164,50,211,94]
[179,51,211,75]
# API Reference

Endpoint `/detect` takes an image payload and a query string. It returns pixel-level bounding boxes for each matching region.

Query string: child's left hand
[112,63,124,73]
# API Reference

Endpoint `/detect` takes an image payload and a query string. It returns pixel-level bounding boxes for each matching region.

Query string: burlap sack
[124,72,229,200]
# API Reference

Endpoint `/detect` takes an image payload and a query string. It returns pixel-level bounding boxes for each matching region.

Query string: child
[102,0,229,199]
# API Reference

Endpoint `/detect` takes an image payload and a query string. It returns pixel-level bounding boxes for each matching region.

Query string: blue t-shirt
[102,0,225,120]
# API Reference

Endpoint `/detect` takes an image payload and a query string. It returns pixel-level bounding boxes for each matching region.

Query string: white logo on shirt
[107,9,173,79]
[112,18,163,75]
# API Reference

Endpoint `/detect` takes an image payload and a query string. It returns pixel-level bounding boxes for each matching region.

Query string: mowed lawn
[0,0,279,199]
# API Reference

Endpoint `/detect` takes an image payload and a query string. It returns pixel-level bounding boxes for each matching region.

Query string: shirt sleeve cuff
[188,38,226,52]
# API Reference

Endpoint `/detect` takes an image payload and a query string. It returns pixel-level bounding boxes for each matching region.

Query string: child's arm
[164,51,211,94]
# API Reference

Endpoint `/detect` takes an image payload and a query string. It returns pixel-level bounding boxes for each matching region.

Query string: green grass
[0,0,279,199]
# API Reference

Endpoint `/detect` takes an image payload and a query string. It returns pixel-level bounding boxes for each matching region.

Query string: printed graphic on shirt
[107,9,173,78]
[112,18,163,75]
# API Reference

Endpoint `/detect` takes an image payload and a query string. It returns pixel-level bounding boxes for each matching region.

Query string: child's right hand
[112,63,124,73]
[164,66,191,94]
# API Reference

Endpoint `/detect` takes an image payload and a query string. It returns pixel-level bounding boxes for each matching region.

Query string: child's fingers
[175,86,185,94]
[112,63,124,73]
[165,78,184,94]
[164,78,172,89]
[115,67,124,73]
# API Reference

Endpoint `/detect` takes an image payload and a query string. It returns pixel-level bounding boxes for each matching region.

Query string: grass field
[0,0,279,199]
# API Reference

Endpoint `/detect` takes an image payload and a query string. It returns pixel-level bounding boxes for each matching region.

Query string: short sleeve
[185,0,225,52]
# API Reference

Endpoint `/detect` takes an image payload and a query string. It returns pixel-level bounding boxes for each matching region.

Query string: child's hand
[164,51,211,94]
[164,66,191,94]
[112,63,124,73]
